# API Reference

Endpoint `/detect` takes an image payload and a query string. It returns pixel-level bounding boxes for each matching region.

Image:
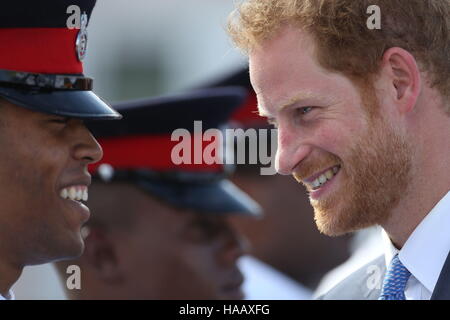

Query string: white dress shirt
[382,191,450,300]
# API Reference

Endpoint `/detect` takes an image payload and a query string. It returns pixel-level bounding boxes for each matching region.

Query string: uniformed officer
[0,0,120,300]
[55,87,262,300]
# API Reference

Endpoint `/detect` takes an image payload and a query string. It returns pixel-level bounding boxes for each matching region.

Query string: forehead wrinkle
[279,91,320,111]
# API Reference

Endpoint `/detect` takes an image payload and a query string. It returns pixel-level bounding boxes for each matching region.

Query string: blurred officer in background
[55,87,262,299]
[0,0,120,300]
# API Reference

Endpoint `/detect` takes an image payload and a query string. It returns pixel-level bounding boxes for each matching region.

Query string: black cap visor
[0,87,121,120]
[136,178,262,217]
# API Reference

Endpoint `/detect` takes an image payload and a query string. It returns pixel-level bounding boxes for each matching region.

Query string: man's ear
[380,47,422,114]
[82,226,124,284]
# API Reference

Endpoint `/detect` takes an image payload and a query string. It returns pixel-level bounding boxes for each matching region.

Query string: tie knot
[379,254,411,300]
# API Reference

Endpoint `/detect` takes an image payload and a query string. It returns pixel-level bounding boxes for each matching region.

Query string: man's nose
[275,124,310,175]
[72,121,104,165]
[221,230,251,267]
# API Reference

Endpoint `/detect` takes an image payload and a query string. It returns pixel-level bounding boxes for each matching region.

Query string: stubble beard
[311,116,413,236]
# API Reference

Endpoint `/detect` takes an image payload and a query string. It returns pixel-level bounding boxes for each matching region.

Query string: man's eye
[187,219,222,242]
[299,106,313,115]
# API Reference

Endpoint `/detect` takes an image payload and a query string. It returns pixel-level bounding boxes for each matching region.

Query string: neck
[382,113,450,248]
[382,186,448,249]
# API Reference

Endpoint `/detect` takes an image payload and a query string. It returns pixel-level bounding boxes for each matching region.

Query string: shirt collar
[382,228,398,268]
[382,191,450,293]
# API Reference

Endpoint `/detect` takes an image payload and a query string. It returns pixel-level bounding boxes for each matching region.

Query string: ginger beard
[294,99,413,236]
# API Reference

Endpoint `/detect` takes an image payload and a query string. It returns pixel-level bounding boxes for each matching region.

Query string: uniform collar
[0,290,15,300]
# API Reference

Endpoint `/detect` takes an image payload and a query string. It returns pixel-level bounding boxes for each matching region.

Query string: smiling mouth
[59,185,88,202]
[305,165,341,191]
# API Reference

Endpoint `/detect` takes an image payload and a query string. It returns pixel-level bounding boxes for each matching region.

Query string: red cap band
[231,91,264,125]
[90,134,224,173]
[0,28,82,74]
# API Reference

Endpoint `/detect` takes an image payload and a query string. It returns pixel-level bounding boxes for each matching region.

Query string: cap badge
[97,163,115,182]
[75,12,88,61]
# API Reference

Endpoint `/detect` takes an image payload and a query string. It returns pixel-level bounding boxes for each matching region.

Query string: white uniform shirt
[239,255,312,300]
[0,291,15,300]
[382,191,450,300]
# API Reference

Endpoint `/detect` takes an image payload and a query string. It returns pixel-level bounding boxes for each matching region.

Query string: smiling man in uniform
[227,0,450,299]
[0,0,121,300]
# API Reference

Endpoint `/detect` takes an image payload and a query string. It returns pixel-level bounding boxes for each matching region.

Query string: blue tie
[379,254,411,300]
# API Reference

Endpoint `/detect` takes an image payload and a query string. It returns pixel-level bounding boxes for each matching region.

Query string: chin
[24,223,85,265]
[48,232,85,263]
[315,213,370,237]
[313,201,385,236]
[64,233,85,259]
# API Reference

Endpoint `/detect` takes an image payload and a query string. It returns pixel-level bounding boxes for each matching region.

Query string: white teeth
[325,170,334,180]
[60,186,88,202]
[82,189,88,201]
[60,188,68,199]
[319,174,327,184]
[69,187,77,200]
[307,166,341,190]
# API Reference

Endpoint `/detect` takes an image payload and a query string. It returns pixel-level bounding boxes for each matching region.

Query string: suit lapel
[431,250,450,300]
[364,262,384,300]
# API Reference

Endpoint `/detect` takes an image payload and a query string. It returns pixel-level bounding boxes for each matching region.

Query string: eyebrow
[258,91,322,118]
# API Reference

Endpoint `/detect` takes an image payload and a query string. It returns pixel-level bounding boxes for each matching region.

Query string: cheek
[312,115,369,157]
[19,148,61,208]
[2,132,63,190]
[0,145,46,204]
[0,159,57,243]
[135,244,213,288]
[310,124,347,157]
[180,244,221,277]
[0,123,70,231]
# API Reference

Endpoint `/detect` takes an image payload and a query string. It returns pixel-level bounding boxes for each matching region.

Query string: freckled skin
[0,101,103,267]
